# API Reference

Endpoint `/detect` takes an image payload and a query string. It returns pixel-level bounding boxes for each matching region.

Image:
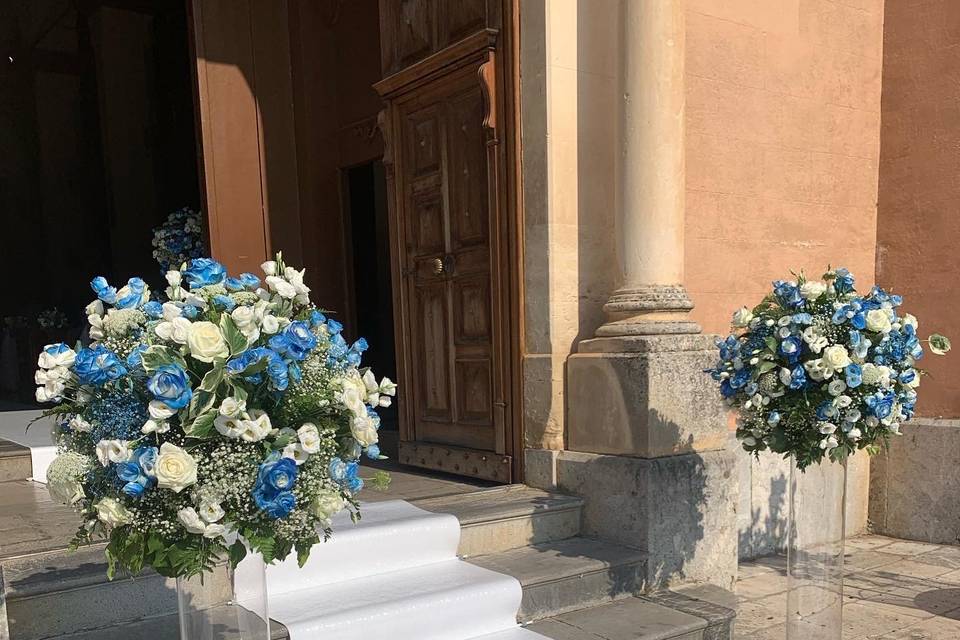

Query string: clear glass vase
[786,457,847,640]
[176,552,271,640]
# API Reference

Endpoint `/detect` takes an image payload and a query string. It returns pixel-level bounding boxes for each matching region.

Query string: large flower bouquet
[706,268,950,469]
[35,254,394,578]
[152,207,206,273]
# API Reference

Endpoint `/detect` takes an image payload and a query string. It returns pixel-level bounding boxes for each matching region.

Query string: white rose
[38,345,76,369]
[800,281,827,300]
[822,345,852,371]
[214,414,245,439]
[239,410,272,442]
[261,315,280,334]
[87,314,105,340]
[865,309,892,334]
[203,523,226,539]
[95,440,131,467]
[165,270,183,287]
[219,397,247,418]
[819,422,838,434]
[282,443,310,465]
[85,299,104,317]
[199,500,225,523]
[141,419,170,435]
[298,423,321,454]
[155,317,192,344]
[156,442,198,493]
[261,261,277,276]
[69,415,92,433]
[351,414,379,446]
[231,306,260,341]
[731,306,754,328]
[846,427,862,441]
[96,498,134,527]
[178,507,207,534]
[186,321,230,363]
[309,490,345,521]
[162,301,183,321]
[149,400,176,420]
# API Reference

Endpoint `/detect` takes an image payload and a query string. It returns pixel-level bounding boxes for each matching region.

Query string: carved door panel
[376,30,512,482]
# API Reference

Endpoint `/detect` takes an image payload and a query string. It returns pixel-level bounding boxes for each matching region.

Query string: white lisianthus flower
[186,321,229,363]
[95,498,134,527]
[219,397,247,419]
[231,306,260,341]
[177,507,207,534]
[902,313,919,331]
[239,410,272,442]
[731,307,754,328]
[819,422,838,434]
[142,419,170,435]
[803,358,834,381]
[69,415,92,433]
[800,281,827,300]
[149,400,176,420]
[865,309,893,334]
[203,524,226,539]
[261,260,277,276]
[214,414,245,439]
[155,442,198,493]
[85,299,104,317]
[165,270,183,287]
[819,435,839,450]
[298,423,321,454]
[351,414,379,446]
[38,344,77,369]
[261,314,280,334]
[822,345,852,371]
[265,276,297,299]
[155,317,192,344]
[846,427,862,441]
[827,379,847,396]
[802,327,828,354]
[199,500,225,523]
[95,440,131,467]
[87,314,105,340]
[282,443,310,465]
[309,490,345,522]
[161,301,183,321]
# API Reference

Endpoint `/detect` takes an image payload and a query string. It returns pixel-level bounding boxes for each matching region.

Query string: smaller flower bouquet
[152,207,206,274]
[36,254,394,578]
[706,268,950,469]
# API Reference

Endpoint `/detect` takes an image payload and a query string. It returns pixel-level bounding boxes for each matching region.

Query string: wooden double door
[376,2,517,483]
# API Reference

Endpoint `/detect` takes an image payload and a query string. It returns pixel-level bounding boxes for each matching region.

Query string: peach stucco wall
[877,0,960,418]
[684,0,884,335]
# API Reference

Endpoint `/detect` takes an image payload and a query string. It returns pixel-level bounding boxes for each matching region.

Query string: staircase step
[413,485,583,556]
[0,439,31,482]
[467,537,648,622]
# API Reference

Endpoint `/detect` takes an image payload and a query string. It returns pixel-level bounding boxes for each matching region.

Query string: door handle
[432,257,444,275]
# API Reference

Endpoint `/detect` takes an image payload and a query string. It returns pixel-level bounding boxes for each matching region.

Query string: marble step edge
[0,439,31,483]
[467,536,649,622]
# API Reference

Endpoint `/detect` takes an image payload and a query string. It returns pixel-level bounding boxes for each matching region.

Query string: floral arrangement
[35,254,394,578]
[37,307,69,330]
[152,207,206,273]
[706,268,950,469]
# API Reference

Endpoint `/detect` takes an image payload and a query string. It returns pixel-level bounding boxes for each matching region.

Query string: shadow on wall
[739,466,789,560]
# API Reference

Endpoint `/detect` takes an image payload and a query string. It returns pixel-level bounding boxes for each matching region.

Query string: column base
[597,284,701,336]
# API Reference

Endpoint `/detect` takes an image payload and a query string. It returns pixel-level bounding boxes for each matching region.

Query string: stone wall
[876,0,960,418]
[870,420,960,544]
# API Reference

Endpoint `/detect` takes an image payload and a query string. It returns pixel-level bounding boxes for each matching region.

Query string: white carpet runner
[237,499,548,640]
[0,410,56,482]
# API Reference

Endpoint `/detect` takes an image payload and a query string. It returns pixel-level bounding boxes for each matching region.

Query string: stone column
[600,0,700,337]
[555,0,738,590]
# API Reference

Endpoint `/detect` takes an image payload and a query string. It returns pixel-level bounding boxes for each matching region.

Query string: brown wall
[877,0,960,418]
[684,0,884,336]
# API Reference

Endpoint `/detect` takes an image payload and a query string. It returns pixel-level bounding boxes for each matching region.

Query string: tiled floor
[737,535,960,639]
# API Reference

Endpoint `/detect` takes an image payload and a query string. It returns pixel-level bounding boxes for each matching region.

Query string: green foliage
[140,345,187,372]
[219,315,249,355]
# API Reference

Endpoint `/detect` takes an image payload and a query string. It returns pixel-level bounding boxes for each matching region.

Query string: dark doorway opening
[345,161,398,451]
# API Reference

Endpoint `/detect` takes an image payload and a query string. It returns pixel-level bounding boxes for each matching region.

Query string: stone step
[412,485,584,556]
[0,439,31,483]
[467,536,649,622]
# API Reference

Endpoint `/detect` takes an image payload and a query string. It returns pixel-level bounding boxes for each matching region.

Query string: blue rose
[224,277,245,292]
[259,456,298,492]
[866,391,895,419]
[143,301,163,319]
[122,481,147,498]
[126,344,148,369]
[181,305,200,319]
[327,319,343,335]
[269,321,317,362]
[255,490,296,519]
[773,280,804,309]
[115,278,147,310]
[252,454,299,519]
[779,336,803,364]
[213,295,236,312]
[309,310,326,327]
[239,273,260,289]
[134,446,158,478]
[767,411,781,426]
[73,346,127,386]
[147,364,192,410]
[90,276,118,305]
[719,379,735,398]
[183,258,226,288]
[728,367,751,390]
[789,365,806,390]
[833,268,855,294]
[365,444,381,460]
[816,401,836,421]
[845,363,863,388]
[329,457,347,482]
[116,461,144,483]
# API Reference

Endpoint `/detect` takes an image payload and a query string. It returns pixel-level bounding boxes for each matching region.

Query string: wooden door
[375,2,515,483]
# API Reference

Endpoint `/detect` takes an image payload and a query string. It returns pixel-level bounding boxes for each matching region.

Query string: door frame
[375,0,524,483]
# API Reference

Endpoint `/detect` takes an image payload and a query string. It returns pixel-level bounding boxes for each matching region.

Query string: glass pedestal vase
[786,457,848,640]
[176,553,270,640]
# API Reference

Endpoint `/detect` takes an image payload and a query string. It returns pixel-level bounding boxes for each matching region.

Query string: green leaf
[757,360,777,375]
[231,383,248,403]
[929,334,952,356]
[141,345,187,372]
[199,366,224,393]
[220,314,248,355]
[188,389,216,420]
[184,410,217,439]
[228,540,248,568]
[764,336,778,353]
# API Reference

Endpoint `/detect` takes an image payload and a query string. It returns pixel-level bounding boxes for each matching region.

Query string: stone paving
[737,535,960,639]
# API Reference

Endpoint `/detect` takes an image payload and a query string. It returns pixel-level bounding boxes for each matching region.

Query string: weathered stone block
[870,419,960,544]
[566,335,728,458]
[554,448,738,590]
